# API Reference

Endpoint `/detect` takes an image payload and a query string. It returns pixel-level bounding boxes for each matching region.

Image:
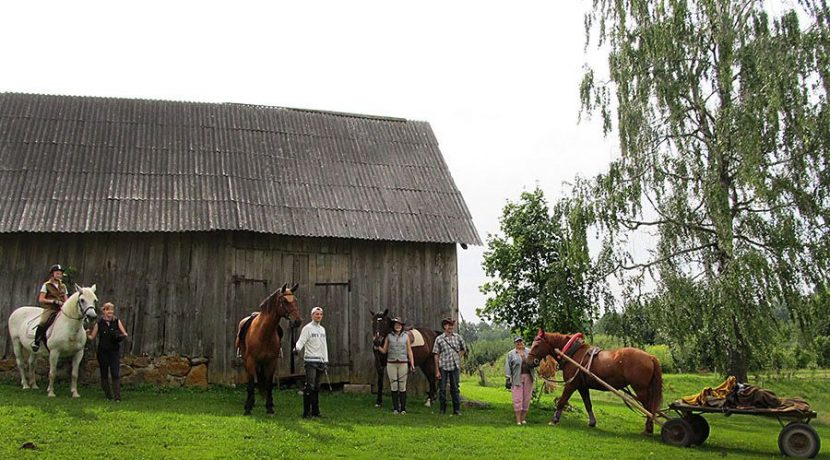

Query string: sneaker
[400,410,407,415]
[393,410,399,415]
[452,411,461,416]
[521,420,526,425]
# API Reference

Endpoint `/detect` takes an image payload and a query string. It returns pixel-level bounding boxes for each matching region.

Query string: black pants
[439,368,461,411]
[97,348,120,380]
[304,362,325,392]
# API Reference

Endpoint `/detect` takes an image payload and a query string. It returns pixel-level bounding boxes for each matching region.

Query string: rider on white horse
[32,264,69,352]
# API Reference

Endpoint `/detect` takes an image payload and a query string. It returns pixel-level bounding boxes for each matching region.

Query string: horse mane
[259,289,282,314]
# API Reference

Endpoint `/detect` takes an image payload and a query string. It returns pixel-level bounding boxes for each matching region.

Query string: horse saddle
[238,313,284,350]
[406,329,425,348]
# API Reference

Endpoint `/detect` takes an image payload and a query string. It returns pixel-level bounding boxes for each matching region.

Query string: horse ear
[291,283,299,293]
[383,308,388,316]
[537,327,544,339]
[369,309,375,316]
[90,284,96,293]
[280,283,288,293]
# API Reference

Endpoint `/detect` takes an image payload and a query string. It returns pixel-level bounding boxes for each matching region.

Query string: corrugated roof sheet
[0,93,480,245]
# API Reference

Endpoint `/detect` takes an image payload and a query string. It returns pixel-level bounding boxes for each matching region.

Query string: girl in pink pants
[505,337,534,424]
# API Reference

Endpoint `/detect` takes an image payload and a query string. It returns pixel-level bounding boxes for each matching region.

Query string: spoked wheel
[661,418,694,448]
[685,414,710,446]
[778,422,820,458]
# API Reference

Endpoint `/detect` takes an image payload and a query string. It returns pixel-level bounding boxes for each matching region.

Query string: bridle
[60,293,96,321]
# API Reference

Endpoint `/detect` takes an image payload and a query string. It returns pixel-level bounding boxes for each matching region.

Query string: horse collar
[559,333,584,360]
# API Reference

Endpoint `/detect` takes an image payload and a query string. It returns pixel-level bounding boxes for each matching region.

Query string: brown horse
[527,329,663,434]
[371,309,438,407]
[237,283,302,415]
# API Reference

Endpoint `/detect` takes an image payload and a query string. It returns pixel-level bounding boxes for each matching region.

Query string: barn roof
[0,93,480,245]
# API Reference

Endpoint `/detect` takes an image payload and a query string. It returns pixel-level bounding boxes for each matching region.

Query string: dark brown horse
[527,329,663,434]
[371,309,438,407]
[237,283,302,415]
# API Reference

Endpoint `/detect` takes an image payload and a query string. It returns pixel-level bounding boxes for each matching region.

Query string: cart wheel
[778,422,820,458]
[661,418,694,448]
[685,414,709,446]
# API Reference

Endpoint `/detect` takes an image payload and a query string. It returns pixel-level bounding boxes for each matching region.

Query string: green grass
[1,372,828,459]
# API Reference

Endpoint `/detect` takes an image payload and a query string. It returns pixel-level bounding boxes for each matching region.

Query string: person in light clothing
[294,306,328,418]
[505,336,534,425]
[375,317,416,414]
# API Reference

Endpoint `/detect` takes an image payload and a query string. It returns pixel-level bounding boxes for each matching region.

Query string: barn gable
[0,93,480,245]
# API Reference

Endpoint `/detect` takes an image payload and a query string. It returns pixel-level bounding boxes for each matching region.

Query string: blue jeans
[438,368,460,412]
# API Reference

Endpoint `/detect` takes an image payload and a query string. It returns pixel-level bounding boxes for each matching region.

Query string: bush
[645,344,676,373]
[463,338,513,376]
[816,336,830,368]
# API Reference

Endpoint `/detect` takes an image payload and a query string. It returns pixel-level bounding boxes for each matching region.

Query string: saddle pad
[407,329,425,348]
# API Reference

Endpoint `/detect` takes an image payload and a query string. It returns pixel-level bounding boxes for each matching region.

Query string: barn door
[313,253,351,382]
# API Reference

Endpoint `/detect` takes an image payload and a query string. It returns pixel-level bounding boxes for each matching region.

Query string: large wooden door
[312,253,351,382]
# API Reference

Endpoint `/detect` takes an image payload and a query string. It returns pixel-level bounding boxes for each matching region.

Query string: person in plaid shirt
[432,318,467,415]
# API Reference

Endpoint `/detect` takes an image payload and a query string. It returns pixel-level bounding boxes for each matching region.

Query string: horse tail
[648,356,663,413]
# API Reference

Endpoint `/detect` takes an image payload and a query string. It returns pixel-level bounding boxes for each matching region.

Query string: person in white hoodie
[294,306,328,418]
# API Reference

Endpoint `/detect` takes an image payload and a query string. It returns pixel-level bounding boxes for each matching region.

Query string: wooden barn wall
[0,232,458,387]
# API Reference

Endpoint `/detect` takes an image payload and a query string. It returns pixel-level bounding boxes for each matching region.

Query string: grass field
[1,372,828,459]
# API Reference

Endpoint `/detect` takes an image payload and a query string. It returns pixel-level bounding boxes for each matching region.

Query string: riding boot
[391,391,399,414]
[101,377,113,400]
[112,379,122,402]
[311,390,321,417]
[399,391,407,414]
[302,391,312,418]
[32,325,44,352]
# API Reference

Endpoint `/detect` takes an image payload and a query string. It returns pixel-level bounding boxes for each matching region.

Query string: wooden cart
[662,401,821,458]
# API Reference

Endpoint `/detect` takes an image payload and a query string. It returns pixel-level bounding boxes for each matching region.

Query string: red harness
[561,332,584,357]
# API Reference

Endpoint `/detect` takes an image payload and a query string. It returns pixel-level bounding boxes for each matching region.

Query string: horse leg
[375,365,384,407]
[27,351,39,389]
[421,359,435,407]
[47,350,59,397]
[264,364,276,415]
[244,374,256,415]
[12,339,30,389]
[551,384,577,425]
[577,387,596,427]
[70,349,83,398]
[634,387,654,434]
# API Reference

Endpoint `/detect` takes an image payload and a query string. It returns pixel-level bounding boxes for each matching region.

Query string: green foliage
[815,336,830,368]
[581,0,830,380]
[462,338,513,375]
[478,188,608,337]
[458,320,512,343]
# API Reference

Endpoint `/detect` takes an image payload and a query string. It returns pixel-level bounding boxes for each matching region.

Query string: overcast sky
[0,1,619,322]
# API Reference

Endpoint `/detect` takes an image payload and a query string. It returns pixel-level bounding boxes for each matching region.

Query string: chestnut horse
[371,309,438,407]
[527,329,663,434]
[237,283,302,415]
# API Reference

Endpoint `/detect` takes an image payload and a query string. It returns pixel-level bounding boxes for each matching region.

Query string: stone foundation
[0,354,210,388]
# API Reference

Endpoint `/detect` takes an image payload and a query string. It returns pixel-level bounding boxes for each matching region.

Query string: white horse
[8,285,98,397]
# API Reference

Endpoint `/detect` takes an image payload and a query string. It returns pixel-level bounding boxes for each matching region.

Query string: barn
[0,92,480,387]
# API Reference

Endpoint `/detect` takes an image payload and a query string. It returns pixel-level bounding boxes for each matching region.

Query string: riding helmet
[49,264,65,274]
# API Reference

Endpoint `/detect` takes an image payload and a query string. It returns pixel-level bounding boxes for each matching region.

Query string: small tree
[478,188,606,337]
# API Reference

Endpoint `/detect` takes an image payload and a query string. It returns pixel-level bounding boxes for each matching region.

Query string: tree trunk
[727,315,749,382]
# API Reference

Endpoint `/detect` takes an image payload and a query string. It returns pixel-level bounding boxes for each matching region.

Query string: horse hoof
[588,422,596,428]
[48,393,56,398]
[243,411,251,416]
[22,385,30,390]
[425,400,432,407]
[72,393,81,398]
